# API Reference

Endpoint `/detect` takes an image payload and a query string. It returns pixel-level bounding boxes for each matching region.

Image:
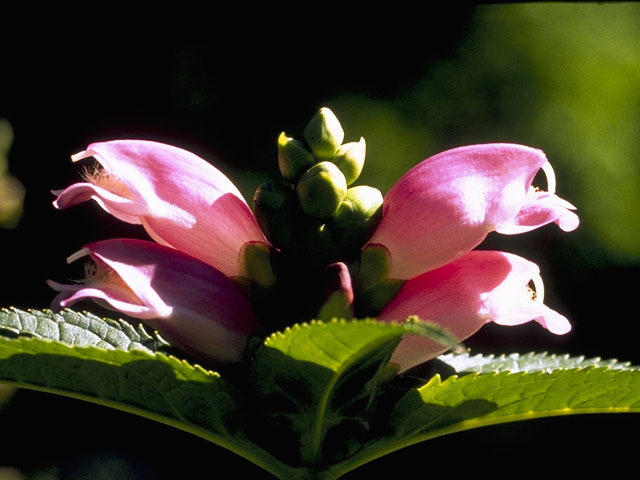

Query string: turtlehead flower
[367,143,579,280]
[53,140,268,278]
[49,111,578,370]
[378,250,570,370]
[362,143,577,370]
[50,140,268,364]
[48,239,257,363]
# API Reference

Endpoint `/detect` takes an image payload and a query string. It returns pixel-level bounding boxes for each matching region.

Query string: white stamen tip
[66,247,91,264]
[541,160,557,194]
[71,150,94,162]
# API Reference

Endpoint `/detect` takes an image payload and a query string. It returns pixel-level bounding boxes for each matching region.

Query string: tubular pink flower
[366,144,579,280]
[47,238,257,364]
[378,250,571,371]
[53,140,268,278]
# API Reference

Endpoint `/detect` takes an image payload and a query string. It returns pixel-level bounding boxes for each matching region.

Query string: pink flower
[50,137,577,369]
[378,250,570,371]
[50,140,268,364]
[365,143,577,370]
[367,144,579,280]
[53,140,268,278]
[48,239,257,363]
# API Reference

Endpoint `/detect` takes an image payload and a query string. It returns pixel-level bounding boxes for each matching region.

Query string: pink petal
[48,239,257,364]
[367,144,578,280]
[378,250,570,371]
[54,140,268,277]
[497,190,579,234]
[53,182,145,224]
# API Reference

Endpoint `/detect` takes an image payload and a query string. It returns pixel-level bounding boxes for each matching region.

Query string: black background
[1,7,638,479]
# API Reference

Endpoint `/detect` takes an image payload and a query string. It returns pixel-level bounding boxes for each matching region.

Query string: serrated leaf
[327,358,640,478]
[0,309,301,479]
[438,351,632,373]
[251,318,458,468]
[0,334,242,427]
[0,307,168,352]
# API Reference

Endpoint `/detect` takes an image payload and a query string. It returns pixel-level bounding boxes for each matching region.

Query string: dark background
[1,4,639,478]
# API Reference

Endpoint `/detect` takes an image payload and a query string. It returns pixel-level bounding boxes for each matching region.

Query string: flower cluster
[49,108,578,370]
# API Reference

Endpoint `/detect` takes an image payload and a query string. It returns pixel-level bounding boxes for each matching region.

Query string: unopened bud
[316,262,354,321]
[253,182,300,249]
[277,132,316,182]
[330,186,383,253]
[332,137,366,185]
[296,161,347,219]
[303,107,344,161]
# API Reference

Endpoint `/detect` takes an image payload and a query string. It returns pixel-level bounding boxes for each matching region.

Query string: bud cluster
[246,108,386,326]
[254,108,383,269]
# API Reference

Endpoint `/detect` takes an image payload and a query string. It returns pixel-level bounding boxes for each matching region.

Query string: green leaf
[0,336,233,430]
[438,351,632,373]
[0,308,300,479]
[0,307,168,352]
[3,310,638,480]
[328,355,640,478]
[250,318,459,468]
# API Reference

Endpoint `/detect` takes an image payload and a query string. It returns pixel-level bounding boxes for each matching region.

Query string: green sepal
[357,244,392,290]
[316,289,354,321]
[239,241,277,289]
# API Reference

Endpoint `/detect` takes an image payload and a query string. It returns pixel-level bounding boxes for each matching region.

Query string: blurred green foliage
[0,120,25,229]
[326,4,640,264]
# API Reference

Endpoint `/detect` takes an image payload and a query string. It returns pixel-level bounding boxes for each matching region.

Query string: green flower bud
[332,137,366,185]
[296,161,347,219]
[253,182,300,249]
[239,241,276,289]
[315,263,354,321]
[303,107,344,161]
[329,186,383,254]
[277,132,316,182]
